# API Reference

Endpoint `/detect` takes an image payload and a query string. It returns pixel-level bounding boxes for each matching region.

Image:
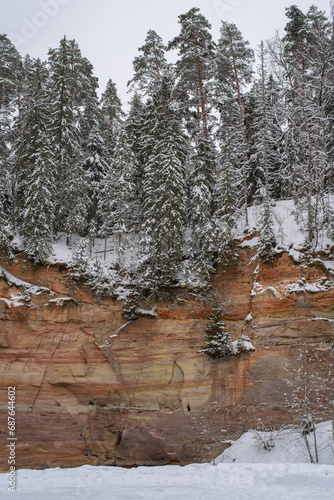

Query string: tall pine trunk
[230,37,250,226]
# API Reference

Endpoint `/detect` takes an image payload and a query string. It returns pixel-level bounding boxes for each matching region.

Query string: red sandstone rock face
[0,247,333,470]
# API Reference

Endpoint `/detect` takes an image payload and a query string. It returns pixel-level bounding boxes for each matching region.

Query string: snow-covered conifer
[15,59,56,263]
[190,138,218,281]
[47,37,88,238]
[168,8,216,140]
[98,127,139,253]
[100,79,124,155]
[236,334,254,354]
[71,239,89,276]
[216,22,254,225]
[203,304,233,358]
[129,30,169,96]
[83,125,110,237]
[249,42,283,203]
[0,35,22,221]
[274,6,334,246]
[0,192,12,256]
[215,98,242,269]
[259,196,277,262]
[139,78,187,291]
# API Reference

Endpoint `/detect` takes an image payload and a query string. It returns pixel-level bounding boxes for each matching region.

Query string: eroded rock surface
[0,243,333,470]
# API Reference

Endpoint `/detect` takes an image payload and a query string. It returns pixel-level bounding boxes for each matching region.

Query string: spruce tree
[125,93,145,155]
[236,334,254,354]
[83,124,110,237]
[125,93,146,212]
[15,59,56,263]
[203,304,233,358]
[190,138,218,281]
[248,42,283,202]
[216,149,240,270]
[0,35,22,110]
[216,88,243,268]
[18,142,56,263]
[278,6,333,246]
[72,239,89,275]
[250,41,277,261]
[0,35,22,223]
[139,78,187,291]
[98,127,139,254]
[259,196,277,262]
[0,190,12,256]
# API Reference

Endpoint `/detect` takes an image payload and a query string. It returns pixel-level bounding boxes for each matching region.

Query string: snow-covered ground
[216,421,334,465]
[239,199,333,262]
[11,198,334,272]
[2,422,334,499]
[1,462,333,500]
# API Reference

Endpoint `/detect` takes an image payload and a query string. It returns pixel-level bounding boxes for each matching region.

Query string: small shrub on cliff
[71,240,90,277]
[259,197,277,262]
[0,195,13,258]
[236,334,255,354]
[122,289,141,320]
[203,304,233,358]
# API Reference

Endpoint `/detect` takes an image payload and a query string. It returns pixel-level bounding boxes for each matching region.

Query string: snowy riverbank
[2,422,334,499]
[1,462,334,500]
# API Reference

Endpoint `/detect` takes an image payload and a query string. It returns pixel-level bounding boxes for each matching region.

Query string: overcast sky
[1,0,332,105]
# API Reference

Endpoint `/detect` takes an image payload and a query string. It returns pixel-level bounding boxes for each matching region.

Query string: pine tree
[167,9,219,283]
[168,7,216,139]
[100,79,124,155]
[70,42,100,152]
[216,22,254,225]
[129,30,168,96]
[47,36,88,239]
[305,6,334,243]
[203,304,233,358]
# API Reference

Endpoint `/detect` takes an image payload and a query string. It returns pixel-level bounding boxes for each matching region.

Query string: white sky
[1,0,332,106]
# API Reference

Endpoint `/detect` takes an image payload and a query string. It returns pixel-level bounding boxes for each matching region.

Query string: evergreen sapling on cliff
[203,304,233,358]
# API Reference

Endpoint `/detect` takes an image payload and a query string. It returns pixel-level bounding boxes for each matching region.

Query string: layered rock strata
[0,240,333,470]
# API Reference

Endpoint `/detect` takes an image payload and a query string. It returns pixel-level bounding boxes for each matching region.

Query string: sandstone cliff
[0,239,333,470]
